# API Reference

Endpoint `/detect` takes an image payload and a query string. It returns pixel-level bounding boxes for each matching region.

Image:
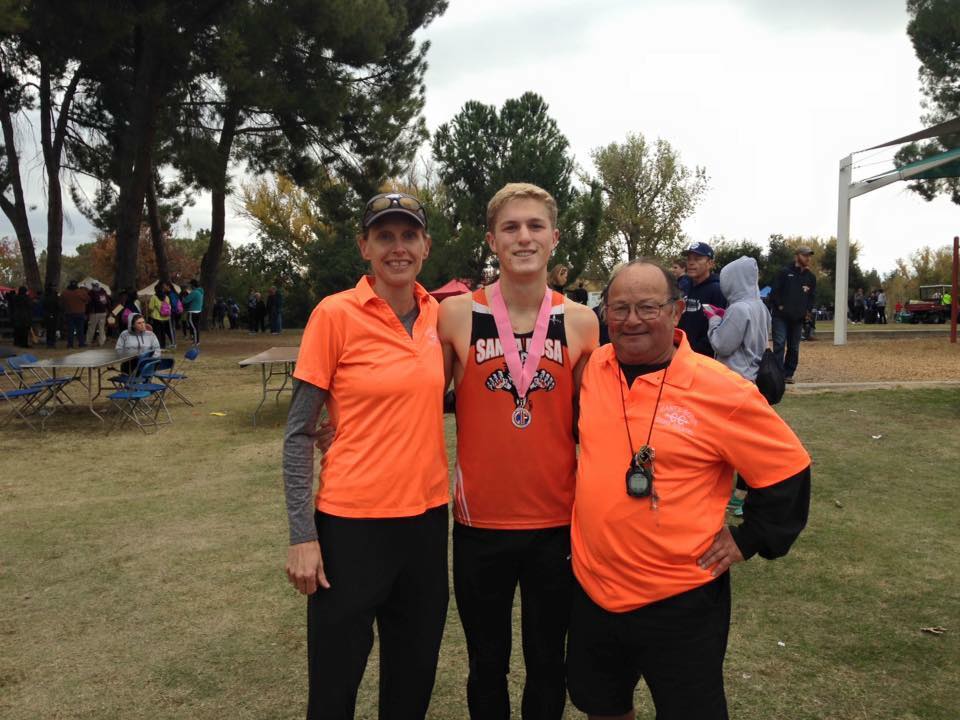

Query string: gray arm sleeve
[283,378,328,544]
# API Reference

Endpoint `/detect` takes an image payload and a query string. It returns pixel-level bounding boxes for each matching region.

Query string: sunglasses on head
[363,193,427,228]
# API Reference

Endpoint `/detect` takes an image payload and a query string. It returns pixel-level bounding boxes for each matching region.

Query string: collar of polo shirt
[355,274,431,308]
[603,328,697,390]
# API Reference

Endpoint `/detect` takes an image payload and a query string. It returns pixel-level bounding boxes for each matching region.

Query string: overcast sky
[2,0,955,275]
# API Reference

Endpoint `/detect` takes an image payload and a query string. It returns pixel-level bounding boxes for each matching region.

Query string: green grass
[1,336,957,719]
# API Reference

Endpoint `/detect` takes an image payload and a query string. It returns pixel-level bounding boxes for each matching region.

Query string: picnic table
[21,348,146,421]
[238,346,299,425]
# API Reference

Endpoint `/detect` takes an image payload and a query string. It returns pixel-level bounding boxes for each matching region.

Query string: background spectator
[11,286,32,348]
[213,297,227,329]
[60,279,90,349]
[547,264,569,294]
[42,285,60,347]
[770,247,816,383]
[115,313,160,372]
[267,286,282,334]
[86,282,111,346]
[182,279,204,345]
[568,281,588,304]
[679,242,727,357]
[255,292,267,332]
[148,283,174,349]
[227,298,240,329]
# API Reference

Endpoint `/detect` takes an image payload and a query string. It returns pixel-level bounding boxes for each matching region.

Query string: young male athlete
[438,183,599,719]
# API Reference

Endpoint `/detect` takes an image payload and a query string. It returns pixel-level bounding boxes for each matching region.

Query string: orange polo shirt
[293,276,449,519]
[571,329,810,612]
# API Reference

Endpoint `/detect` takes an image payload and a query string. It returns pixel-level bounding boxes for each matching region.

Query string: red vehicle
[904,285,953,324]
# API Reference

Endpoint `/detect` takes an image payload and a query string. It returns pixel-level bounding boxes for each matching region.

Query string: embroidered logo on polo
[655,404,698,436]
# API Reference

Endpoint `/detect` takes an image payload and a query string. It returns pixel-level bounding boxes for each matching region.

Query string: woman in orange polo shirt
[282,193,449,720]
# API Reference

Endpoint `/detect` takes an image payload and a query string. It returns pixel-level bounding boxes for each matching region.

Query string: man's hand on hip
[697,527,745,577]
[286,540,330,594]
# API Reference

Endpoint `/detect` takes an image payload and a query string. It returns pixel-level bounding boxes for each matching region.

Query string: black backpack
[755,349,785,405]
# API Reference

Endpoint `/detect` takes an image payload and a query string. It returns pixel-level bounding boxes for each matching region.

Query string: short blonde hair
[486,183,558,229]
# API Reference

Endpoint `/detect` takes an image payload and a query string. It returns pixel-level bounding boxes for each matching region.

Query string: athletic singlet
[454,288,576,529]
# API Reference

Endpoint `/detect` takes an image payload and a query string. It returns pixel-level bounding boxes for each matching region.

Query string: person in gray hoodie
[704,256,769,382]
[705,255,771,516]
[115,313,161,372]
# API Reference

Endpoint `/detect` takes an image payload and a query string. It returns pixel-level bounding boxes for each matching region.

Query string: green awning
[898,145,960,180]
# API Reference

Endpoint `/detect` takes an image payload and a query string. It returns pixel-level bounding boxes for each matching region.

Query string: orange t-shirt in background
[572,330,810,612]
[293,275,449,519]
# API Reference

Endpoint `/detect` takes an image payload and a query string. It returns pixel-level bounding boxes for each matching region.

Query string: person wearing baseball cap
[283,190,449,719]
[770,246,817,384]
[678,241,727,357]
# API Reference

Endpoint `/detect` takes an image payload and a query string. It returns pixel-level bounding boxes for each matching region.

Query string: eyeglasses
[363,193,427,228]
[605,298,678,322]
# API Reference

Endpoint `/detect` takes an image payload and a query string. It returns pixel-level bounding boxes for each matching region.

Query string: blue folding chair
[151,346,199,405]
[5,354,74,418]
[130,359,172,425]
[0,384,45,430]
[108,350,157,388]
[107,358,169,433]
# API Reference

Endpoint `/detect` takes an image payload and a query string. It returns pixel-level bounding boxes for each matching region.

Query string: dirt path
[789,336,960,383]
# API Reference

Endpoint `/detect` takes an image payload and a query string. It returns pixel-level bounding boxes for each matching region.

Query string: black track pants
[306,506,449,720]
[453,522,572,720]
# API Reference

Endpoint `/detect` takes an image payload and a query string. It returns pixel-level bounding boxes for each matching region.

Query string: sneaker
[784,376,795,384]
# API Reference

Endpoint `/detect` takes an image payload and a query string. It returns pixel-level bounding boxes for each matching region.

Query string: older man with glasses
[566,258,811,720]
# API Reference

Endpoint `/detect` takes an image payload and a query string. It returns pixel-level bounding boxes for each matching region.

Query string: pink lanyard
[487,281,554,400]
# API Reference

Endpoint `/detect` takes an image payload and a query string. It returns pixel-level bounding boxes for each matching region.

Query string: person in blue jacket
[182,278,205,346]
[770,247,816,383]
[677,241,727,357]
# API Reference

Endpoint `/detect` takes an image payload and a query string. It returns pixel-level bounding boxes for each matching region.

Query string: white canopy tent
[834,117,960,345]
[78,276,111,296]
[137,280,181,298]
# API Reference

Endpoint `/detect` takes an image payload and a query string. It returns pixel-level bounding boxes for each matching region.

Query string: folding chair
[7,354,74,396]
[108,350,156,388]
[107,359,168,434]
[130,359,173,426]
[5,354,74,418]
[151,346,199,405]
[0,384,45,430]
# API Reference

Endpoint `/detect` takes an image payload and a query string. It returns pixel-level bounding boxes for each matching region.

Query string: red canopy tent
[429,279,471,302]
[0,285,16,295]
